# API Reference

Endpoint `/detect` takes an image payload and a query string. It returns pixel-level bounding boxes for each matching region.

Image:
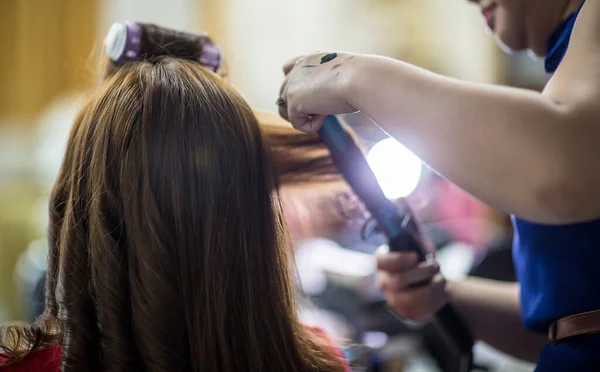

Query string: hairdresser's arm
[448,278,546,363]
[281,1,600,224]
[341,52,599,224]
[346,1,600,224]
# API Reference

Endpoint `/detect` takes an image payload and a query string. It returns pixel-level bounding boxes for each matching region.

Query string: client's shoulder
[0,345,61,372]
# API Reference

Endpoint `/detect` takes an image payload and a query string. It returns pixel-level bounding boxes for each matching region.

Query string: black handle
[388,199,474,372]
[317,116,474,372]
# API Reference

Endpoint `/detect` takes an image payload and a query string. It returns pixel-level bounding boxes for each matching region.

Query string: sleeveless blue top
[513,2,600,333]
[512,3,600,333]
[513,3,600,369]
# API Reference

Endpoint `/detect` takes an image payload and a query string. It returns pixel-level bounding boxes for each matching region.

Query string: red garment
[0,346,61,372]
[0,327,350,371]
[305,326,351,372]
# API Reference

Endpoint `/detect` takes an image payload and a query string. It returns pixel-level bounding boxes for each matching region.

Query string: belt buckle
[548,321,557,343]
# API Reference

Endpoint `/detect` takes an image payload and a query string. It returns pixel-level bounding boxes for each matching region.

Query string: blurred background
[0,0,551,371]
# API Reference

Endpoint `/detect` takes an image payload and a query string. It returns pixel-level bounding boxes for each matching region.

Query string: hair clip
[105,22,142,66]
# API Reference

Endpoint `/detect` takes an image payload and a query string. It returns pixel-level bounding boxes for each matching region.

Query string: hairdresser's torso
[508,1,600,369]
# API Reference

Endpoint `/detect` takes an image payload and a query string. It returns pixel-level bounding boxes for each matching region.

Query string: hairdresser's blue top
[513,2,600,334]
[513,5,600,369]
[544,4,582,73]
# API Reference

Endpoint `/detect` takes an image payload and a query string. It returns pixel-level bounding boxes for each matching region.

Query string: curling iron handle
[388,208,474,345]
[318,116,474,363]
[387,208,428,262]
[435,304,475,354]
[388,208,475,365]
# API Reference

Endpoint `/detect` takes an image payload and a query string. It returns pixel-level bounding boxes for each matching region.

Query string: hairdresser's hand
[376,246,450,322]
[278,52,360,132]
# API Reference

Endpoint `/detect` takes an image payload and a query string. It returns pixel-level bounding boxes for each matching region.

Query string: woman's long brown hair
[0,28,351,371]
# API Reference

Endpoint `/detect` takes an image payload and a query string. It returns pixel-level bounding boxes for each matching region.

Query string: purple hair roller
[104,22,142,65]
[104,21,223,72]
[198,42,222,73]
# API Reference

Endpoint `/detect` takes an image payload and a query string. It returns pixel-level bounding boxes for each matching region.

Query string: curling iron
[317,115,475,372]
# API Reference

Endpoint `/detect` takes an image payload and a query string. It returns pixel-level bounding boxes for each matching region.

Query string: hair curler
[318,115,474,372]
[104,21,222,72]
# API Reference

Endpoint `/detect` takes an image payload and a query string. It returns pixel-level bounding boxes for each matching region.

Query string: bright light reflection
[367,138,422,199]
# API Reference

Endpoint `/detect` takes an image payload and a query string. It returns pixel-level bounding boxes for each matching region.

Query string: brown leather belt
[548,309,600,342]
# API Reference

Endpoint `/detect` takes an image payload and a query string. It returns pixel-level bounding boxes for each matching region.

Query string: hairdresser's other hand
[279,52,360,132]
[376,244,450,322]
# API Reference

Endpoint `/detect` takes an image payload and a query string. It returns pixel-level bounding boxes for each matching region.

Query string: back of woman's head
[1,23,347,372]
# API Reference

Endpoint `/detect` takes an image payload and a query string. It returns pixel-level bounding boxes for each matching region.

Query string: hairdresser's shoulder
[545,1,600,105]
[571,1,600,51]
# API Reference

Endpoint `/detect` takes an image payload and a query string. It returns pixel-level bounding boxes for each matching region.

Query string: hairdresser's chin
[472,0,571,57]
